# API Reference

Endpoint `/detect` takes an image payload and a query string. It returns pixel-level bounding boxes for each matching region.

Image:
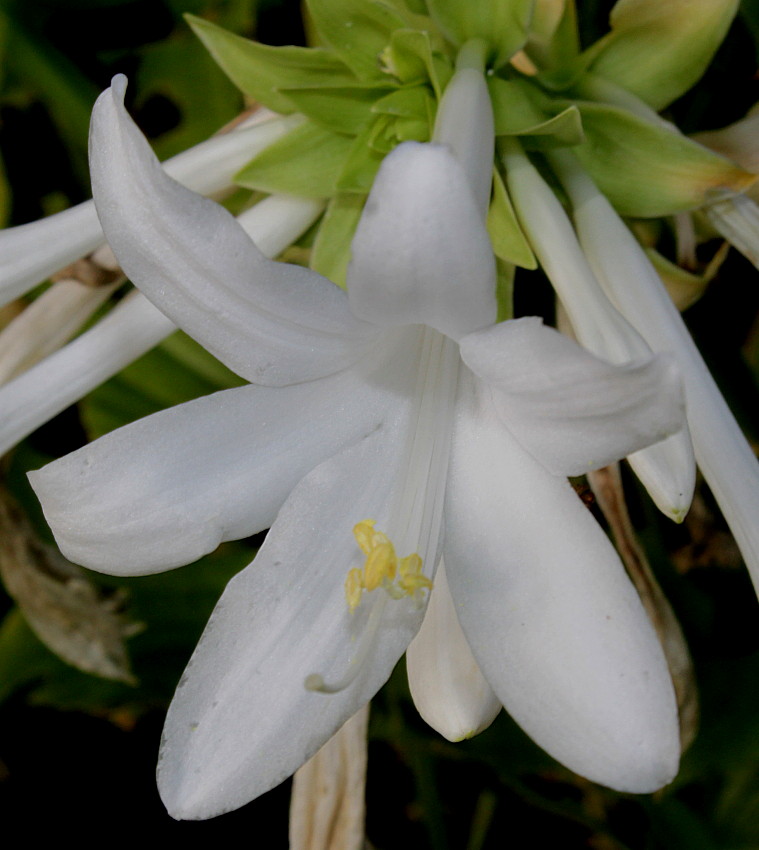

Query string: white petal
[90,76,375,386]
[0,202,103,309]
[443,372,680,793]
[433,67,495,212]
[459,317,686,477]
[504,145,696,517]
[29,328,421,576]
[0,112,297,307]
[556,156,759,594]
[406,558,501,741]
[158,414,423,819]
[348,142,497,340]
[0,194,323,456]
[0,292,174,457]
[0,278,119,384]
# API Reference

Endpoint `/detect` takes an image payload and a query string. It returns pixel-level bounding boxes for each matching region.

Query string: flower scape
[1,0,759,834]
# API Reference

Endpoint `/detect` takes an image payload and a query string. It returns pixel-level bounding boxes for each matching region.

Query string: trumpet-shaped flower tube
[551,149,759,596]
[29,73,683,818]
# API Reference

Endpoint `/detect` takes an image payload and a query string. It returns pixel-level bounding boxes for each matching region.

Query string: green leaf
[525,0,580,70]
[187,15,357,113]
[521,106,584,150]
[426,0,535,69]
[281,83,394,134]
[372,85,435,120]
[586,0,739,111]
[489,77,584,146]
[311,193,368,288]
[487,168,537,269]
[571,101,756,217]
[336,120,386,192]
[385,27,451,97]
[235,120,354,197]
[306,0,410,80]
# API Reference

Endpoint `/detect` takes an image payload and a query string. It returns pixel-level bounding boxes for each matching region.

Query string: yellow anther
[344,568,365,613]
[353,520,377,555]
[363,541,397,591]
[346,520,431,612]
[398,554,433,594]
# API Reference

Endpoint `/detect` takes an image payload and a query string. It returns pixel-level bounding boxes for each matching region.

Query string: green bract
[187,0,756,311]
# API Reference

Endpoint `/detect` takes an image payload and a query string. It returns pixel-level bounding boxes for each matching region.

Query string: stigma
[345,519,432,612]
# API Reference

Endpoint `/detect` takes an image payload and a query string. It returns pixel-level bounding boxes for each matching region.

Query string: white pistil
[306,326,460,694]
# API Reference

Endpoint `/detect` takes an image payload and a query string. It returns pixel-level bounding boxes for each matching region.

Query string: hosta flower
[28,70,685,819]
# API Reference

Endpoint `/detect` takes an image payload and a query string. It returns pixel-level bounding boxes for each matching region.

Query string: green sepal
[394,116,431,142]
[489,77,584,147]
[488,167,537,269]
[187,15,356,114]
[426,0,535,69]
[235,120,354,198]
[526,0,579,70]
[570,101,756,217]
[384,27,451,97]
[584,0,739,111]
[306,0,411,80]
[311,193,368,288]
[281,83,395,134]
[495,257,516,322]
[372,85,435,121]
[336,121,386,192]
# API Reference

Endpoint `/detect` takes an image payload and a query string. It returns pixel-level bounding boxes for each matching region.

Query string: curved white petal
[0,195,324,457]
[158,412,423,819]
[348,142,497,340]
[555,154,759,593]
[406,558,501,741]
[0,292,174,457]
[459,318,686,477]
[0,112,297,308]
[503,144,696,518]
[90,76,376,386]
[443,372,680,793]
[29,328,421,576]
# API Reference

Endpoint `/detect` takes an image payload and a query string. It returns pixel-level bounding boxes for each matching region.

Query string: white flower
[29,75,684,819]
[549,148,759,597]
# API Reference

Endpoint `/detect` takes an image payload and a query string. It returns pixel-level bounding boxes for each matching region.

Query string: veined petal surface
[443,372,680,793]
[459,318,685,476]
[158,398,424,819]
[30,329,420,576]
[89,76,376,386]
[407,558,501,742]
[348,142,497,341]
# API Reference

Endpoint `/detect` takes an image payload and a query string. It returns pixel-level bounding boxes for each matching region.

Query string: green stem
[456,38,489,74]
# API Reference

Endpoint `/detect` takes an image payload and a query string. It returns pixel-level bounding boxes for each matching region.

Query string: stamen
[306,522,432,695]
[306,327,460,696]
[344,520,429,609]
